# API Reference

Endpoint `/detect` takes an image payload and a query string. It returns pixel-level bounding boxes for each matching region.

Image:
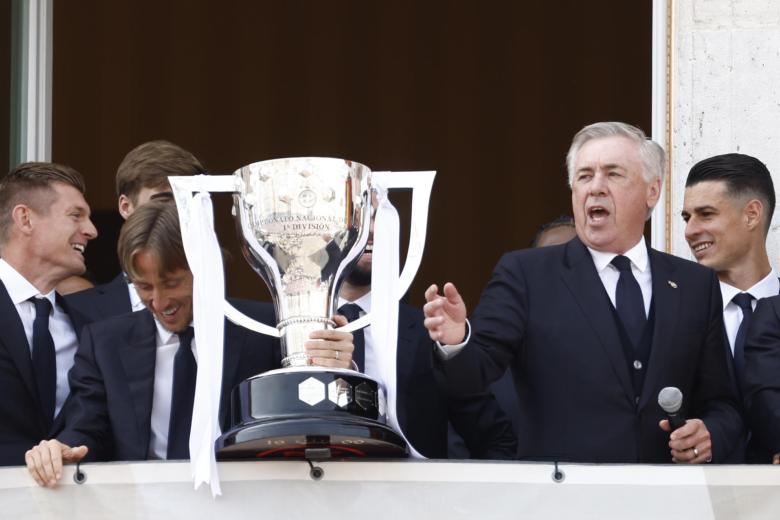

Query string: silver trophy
[234,158,370,367]
[170,158,435,459]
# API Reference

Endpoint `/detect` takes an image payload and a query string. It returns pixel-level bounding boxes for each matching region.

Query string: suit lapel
[394,305,417,431]
[395,306,416,382]
[52,293,82,429]
[221,320,244,425]
[116,310,158,455]
[101,275,134,317]
[560,238,635,402]
[0,280,41,409]
[639,249,681,409]
[56,293,86,340]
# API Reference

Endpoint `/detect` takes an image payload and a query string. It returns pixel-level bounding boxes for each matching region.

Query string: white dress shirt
[128,282,146,312]
[147,320,197,459]
[0,259,79,418]
[720,270,779,354]
[586,236,652,317]
[436,236,652,358]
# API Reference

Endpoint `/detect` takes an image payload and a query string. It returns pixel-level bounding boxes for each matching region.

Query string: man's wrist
[434,320,471,360]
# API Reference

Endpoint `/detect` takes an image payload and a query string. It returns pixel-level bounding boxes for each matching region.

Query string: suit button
[633,360,642,370]
[635,396,640,405]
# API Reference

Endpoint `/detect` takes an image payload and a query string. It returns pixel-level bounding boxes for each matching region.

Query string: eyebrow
[66,204,91,215]
[576,163,627,173]
[690,205,718,213]
[601,163,626,171]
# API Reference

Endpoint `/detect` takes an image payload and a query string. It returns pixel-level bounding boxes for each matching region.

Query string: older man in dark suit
[0,162,97,465]
[424,122,742,463]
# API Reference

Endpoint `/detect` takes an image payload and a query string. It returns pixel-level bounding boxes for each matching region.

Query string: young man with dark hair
[682,153,780,463]
[0,162,97,465]
[682,153,776,384]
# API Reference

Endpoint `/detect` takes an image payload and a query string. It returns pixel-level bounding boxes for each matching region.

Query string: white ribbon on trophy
[171,169,435,496]
[178,191,225,495]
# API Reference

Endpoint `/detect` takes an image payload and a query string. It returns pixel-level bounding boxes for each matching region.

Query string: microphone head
[658,387,683,414]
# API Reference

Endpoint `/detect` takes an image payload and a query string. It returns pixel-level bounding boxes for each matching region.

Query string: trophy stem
[279,317,337,367]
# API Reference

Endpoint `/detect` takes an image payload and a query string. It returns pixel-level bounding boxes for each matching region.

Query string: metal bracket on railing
[551,461,565,483]
[306,458,325,481]
[73,461,87,484]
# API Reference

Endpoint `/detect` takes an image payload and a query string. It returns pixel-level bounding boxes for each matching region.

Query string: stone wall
[665,0,780,263]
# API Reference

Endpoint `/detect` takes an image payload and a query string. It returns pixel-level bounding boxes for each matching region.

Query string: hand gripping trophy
[170,158,434,493]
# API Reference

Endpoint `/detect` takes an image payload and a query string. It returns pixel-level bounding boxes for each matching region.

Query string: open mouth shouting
[586,205,611,225]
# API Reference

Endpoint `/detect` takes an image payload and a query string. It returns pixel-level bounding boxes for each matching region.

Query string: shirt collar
[720,269,780,311]
[587,236,649,274]
[153,318,194,347]
[0,258,56,307]
[337,291,372,314]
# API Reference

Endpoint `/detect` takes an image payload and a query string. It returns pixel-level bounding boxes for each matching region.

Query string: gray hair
[566,122,666,187]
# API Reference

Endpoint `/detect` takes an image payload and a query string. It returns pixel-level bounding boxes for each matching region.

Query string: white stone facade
[655,0,780,265]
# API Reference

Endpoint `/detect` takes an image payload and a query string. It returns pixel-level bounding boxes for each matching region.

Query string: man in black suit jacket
[26,200,355,486]
[55,300,280,462]
[0,162,98,465]
[66,140,204,321]
[682,153,777,463]
[424,122,742,463]
[338,221,516,459]
[742,296,780,463]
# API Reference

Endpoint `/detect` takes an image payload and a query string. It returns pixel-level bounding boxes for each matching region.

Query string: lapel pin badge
[668,280,678,289]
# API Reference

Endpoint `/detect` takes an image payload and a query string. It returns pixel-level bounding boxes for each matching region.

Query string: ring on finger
[335,350,340,360]
[693,447,699,457]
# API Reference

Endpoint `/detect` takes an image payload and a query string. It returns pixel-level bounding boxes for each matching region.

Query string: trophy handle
[338,170,436,333]
[170,175,283,338]
[170,171,435,338]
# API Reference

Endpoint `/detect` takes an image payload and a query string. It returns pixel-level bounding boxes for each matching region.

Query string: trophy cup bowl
[216,157,408,459]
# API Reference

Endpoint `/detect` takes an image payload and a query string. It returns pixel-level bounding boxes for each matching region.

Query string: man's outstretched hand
[423,282,468,345]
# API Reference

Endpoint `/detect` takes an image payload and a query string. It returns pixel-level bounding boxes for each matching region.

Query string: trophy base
[216,367,409,459]
[217,416,408,459]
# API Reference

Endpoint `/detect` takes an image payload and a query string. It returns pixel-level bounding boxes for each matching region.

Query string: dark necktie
[30,297,56,428]
[338,303,365,372]
[611,255,647,347]
[167,327,196,459]
[732,292,754,381]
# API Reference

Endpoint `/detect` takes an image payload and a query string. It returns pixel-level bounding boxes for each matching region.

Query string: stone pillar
[652,0,780,263]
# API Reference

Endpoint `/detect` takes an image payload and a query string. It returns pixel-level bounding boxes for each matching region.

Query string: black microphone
[658,386,686,431]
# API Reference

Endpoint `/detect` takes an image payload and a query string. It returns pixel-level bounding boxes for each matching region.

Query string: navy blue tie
[167,327,196,459]
[732,292,754,381]
[611,255,646,347]
[30,297,56,428]
[338,304,365,372]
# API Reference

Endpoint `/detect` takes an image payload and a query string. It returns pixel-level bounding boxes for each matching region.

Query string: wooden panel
[52,0,652,307]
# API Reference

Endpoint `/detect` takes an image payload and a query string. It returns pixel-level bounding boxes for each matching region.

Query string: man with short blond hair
[0,162,97,465]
